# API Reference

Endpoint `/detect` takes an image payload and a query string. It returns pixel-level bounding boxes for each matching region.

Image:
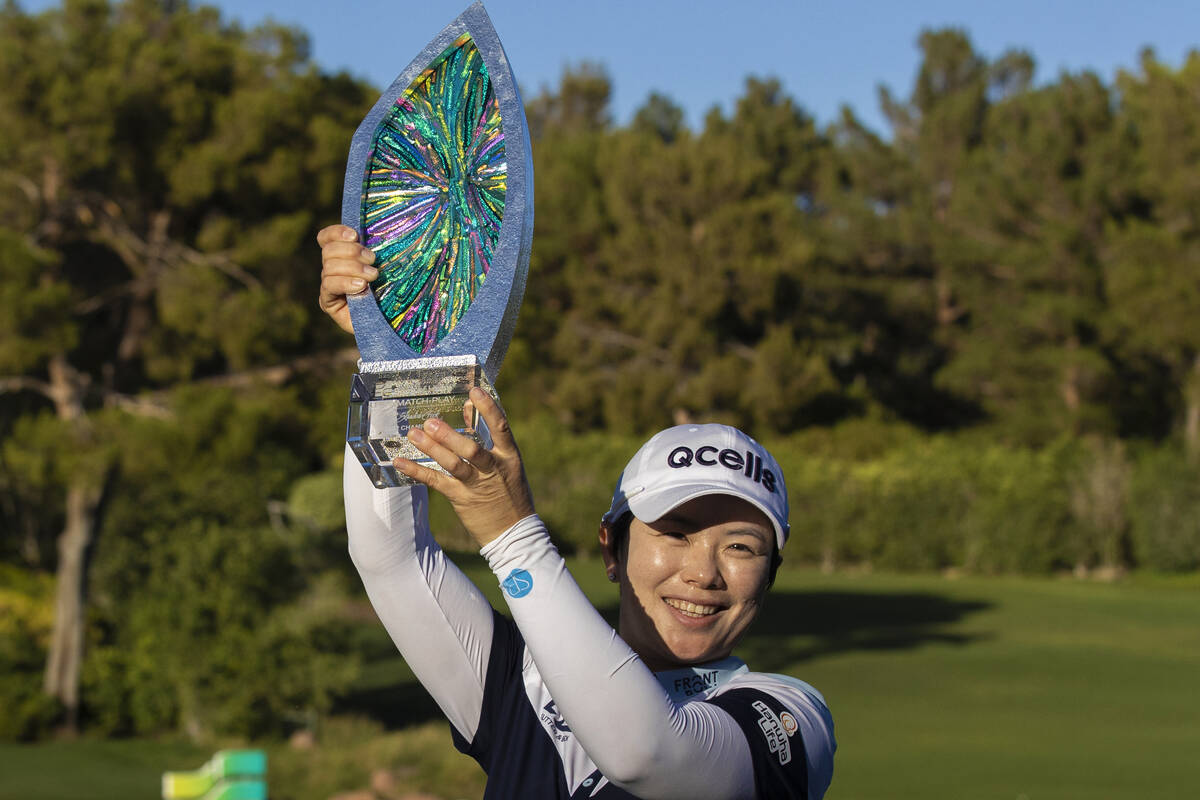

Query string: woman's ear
[598,523,620,582]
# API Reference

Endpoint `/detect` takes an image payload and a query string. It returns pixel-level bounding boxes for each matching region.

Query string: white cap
[602,424,790,551]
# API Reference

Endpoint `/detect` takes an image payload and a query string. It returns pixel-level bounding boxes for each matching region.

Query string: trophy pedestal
[347,355,495,488]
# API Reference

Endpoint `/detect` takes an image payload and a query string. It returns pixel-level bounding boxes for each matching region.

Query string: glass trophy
[342,2,533,488]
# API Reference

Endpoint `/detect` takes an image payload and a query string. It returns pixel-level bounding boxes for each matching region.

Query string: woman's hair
[607,511,782,589]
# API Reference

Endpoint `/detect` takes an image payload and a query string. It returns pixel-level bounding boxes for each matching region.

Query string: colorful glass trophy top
[362,31,504,356]
[343,2,532,487]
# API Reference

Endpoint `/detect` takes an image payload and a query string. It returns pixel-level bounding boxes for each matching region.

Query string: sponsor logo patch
[753,700,792,765]
[501,568,533,598]
[540,700,571,742]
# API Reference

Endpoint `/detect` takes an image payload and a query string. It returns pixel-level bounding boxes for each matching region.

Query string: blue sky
[20,0,1200,133]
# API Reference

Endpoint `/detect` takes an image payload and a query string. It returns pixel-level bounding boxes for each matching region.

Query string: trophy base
[347,356,495,488]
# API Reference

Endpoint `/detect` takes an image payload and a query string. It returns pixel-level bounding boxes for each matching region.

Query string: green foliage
[286,469,346,533]
[265,717,486,800]
[0,231,73,375]
[0,565,60,740]
[518,418,644,554]
[778,435,1089,574]
[82,523,359,738]
[1128,446,1200,571]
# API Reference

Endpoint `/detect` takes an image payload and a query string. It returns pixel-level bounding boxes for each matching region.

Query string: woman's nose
[680,543,724,589]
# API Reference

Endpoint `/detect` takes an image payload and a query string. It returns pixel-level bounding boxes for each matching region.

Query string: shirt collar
[654,657,748,701]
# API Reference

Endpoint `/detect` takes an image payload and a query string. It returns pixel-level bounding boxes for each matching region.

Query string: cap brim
[627,483,788,551]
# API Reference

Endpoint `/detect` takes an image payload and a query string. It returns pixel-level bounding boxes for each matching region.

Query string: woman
[319,225,835,799]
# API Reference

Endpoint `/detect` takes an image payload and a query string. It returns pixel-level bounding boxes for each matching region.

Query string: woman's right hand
[317,224,379,334]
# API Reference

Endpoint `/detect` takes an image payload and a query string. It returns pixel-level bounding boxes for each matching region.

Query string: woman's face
[603,494,775,672]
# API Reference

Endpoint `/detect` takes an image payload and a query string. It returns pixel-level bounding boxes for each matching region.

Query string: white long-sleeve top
[344,449,835,800]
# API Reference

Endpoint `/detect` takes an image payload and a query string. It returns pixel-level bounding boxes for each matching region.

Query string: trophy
[342,2,533,488]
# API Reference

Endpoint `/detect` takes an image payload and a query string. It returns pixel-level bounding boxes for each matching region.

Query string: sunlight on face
[610,494,775,671]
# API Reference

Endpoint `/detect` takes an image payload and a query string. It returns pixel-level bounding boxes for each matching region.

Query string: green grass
[2,566,1197,799]
[755,569,1200,800]
[0,737,209,800]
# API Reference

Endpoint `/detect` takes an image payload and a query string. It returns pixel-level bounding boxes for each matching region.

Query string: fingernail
[365,267,379,279]
[342,229,358,241]
[363,248,376,263]
[352,279,365,291]
[407,428,425,443]
[424,418,442,432]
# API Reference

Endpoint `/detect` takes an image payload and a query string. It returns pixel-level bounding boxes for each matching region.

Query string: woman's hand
[395,387,536,548]
[317,223,378,334]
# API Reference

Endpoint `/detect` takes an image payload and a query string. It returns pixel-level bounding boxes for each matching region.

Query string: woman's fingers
[469,387,517,455]
[462,398,476,431]
[317,224,379,335]
[322,250,378,285]
[321,274,370,299]
[316,224,359,246]
[406,427,476,482]
[322,240,377,267]
[392,455,453,492]
[421,418,497,473]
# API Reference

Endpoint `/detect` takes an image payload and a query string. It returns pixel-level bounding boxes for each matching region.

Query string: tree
[935,69,1126,442]
[502,64,617,423]
[0,0,370,730]
[1106,50,1200,455]
[537,76,842,433]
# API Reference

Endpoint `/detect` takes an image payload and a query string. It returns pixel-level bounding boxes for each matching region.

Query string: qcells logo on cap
[666,445,778,493]
[501,569,533,598]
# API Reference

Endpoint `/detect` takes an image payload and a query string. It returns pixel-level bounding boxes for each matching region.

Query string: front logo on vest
[501,569,533,598]
[753,700,792,765]
[666,445,777,493]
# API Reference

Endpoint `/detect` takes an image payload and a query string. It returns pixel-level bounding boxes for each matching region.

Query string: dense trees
[0,0,369,733]
[1,1,1198,740]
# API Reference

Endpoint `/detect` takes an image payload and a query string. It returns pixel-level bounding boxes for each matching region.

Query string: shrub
[1128,446,1200,571]
[81,524,359,738]
[0,564,60,740]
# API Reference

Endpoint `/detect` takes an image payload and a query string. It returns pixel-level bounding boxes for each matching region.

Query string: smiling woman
[605,494,777,671]
[321,225,834,799]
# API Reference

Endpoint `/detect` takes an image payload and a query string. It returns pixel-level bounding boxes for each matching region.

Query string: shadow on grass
[738,589,992,673]
[337,588,990,729]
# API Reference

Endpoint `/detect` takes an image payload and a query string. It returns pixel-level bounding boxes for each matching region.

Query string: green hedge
[509,420,1200,575]
[1128,445,1200,571]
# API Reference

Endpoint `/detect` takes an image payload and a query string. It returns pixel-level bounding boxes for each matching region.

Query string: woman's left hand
[394,386,536,548]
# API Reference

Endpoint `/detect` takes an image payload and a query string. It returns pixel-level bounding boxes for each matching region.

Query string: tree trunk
[41,355,106,734]
[43,482,103,732]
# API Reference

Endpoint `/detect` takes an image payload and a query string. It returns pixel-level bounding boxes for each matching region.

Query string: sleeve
[706,683,835,800]
[343,446,496,743]
[480,515,760,800]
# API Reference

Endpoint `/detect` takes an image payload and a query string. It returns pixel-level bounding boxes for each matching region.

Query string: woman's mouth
[664,598,720,618]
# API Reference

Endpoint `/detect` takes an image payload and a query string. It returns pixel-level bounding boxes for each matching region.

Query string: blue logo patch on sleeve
[501,568,533,598]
